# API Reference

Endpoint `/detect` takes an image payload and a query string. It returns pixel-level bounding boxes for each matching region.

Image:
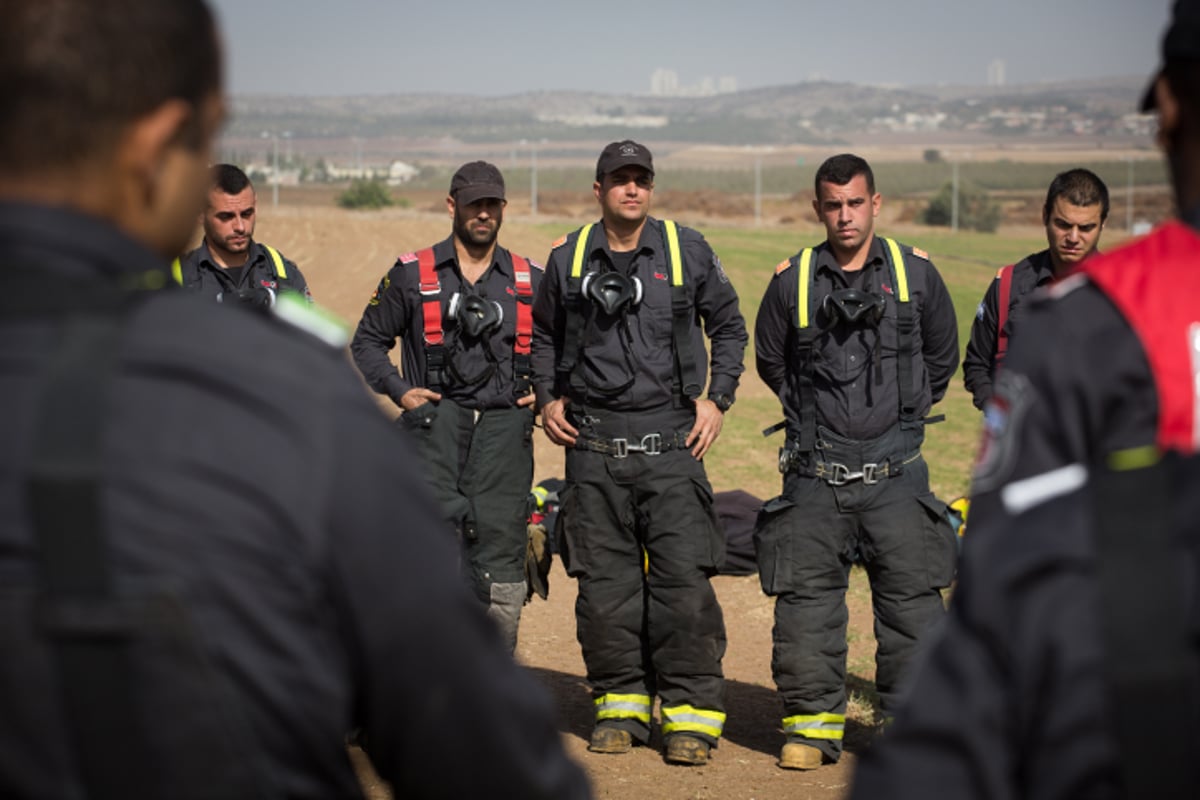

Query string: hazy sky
[209,0,1173,96]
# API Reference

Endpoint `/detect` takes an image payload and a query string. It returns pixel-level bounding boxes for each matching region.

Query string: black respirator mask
[448,292,503,339]
[582,271,643,316]
[821,288,886,328]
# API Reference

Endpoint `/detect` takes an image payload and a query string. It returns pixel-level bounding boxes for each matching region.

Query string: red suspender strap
[512,254,533,356]
[416,248,443,346]
[995,264,1014,363]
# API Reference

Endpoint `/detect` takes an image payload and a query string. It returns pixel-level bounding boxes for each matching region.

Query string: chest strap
[558,220,696,402]
[409,247,534,397]
[790,237,916,453]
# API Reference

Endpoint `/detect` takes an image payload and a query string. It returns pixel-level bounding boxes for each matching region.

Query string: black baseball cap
[595,140,654,181]
[450,161,505,205]
[1141,0,1200,112]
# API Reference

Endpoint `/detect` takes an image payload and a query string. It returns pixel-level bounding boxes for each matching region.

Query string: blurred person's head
[0,0,225,258]
[1142,0,1200,215]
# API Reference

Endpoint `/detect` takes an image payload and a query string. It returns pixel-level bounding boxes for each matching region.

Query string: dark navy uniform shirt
[962,248,1057,410]
[754,235,960,442]
[177,238,310,302]
[350,235,542,411]
[0,202,590,800]
[531,216,747,412]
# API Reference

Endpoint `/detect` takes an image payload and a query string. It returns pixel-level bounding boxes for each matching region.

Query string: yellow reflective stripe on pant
[661,704,726,739]
[594,693,652,724]
[782,712,845,740]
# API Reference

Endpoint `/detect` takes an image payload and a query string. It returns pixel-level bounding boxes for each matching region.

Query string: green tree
[337,179,395,210]
[921,179,1001,233]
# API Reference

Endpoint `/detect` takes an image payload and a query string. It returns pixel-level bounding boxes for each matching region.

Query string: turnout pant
[401,398,534,652]
[557,406,728,747]
[754,426,957,761]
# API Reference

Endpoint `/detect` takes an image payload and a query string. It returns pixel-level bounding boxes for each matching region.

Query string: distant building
[988,59,1006,87]
[386,160,419,186]
[651,68,679,96]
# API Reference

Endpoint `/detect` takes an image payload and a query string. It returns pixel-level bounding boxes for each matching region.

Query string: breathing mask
[582,271,643,316]
[448,291,503,339]
[821,288,886,328]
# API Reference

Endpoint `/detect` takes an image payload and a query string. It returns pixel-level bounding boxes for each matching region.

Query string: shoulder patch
[528,260,544,272]
[551,235,569,249]
[774,259,793,275]
[398,252,418,265]
[911,247,929,261]
[271,293,349,348]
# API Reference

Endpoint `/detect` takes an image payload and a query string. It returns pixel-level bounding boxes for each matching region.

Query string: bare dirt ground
[248,197,888,799]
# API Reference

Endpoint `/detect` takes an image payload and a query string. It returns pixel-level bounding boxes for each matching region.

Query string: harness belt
[779,447,921,484]
[575,430,691,458]
[404,247,534,396]
[558,219,698,404]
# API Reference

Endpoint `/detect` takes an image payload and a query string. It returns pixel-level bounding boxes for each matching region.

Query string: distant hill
[224,76,1151,147]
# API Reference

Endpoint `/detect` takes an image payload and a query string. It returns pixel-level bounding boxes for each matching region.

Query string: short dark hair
[814,154,876,196]
[1042,168,1110,224]
[211,164,253,196]
[0,0,221,175]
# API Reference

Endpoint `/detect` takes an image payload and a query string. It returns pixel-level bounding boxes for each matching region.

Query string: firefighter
[0,2,591,797]
[852,3,1200,796]
[174,163,312,306]
[351,161,539,653]
[531,140,748,766]
[962,168,1109,409]
[753,153,960,770]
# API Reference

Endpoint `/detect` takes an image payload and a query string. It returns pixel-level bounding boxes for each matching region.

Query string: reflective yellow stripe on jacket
[661,704,726,739]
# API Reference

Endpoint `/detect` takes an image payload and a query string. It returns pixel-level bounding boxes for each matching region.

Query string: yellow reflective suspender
[171,244,287,286]
[796,248,814,328]
[263,244,288,279]
[881,237,910,302]
[663,220,683,287]
[573,220,683,287]
[570,224,595,279]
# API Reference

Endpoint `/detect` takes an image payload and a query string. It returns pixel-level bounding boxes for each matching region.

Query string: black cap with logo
[595,140,655,181]
[1141,0,1200,112]
[450,161,506,206]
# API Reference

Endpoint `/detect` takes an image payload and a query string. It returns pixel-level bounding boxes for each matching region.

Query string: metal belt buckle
[778,448,792,474]
[820,461,853,486]
[637,433,663,455]
[862,462,886,485]
[612,438,629,458]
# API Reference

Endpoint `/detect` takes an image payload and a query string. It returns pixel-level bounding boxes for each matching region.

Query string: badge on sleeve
[368,275,390,306]
[713,254,729,284]
[971,369,1034,494]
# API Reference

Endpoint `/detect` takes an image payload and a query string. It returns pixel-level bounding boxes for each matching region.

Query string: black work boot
[588,727,633,754]
[664,734,710,765]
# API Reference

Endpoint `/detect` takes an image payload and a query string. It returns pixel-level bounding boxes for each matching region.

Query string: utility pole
[1126,157,1135,232]
[951,159,959,234]
[531,144,539,218]
[754,154,762,228]
[271,134,279,209]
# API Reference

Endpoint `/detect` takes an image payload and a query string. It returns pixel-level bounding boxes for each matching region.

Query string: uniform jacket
[962,249,1057,409]
[754,235,959,442]
[531,216,747,412]
[351,235,541,410]
[968,219,1200,512]
[0,202,590,800]
[177,238,310,302]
